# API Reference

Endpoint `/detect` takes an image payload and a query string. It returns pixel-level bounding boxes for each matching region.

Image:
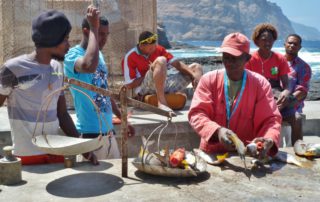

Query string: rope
[141,123,164,165]
[141,119,179,166]
[32,84,113,149]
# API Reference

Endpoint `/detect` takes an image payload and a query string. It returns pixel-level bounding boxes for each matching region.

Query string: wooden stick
[120,86,128,177]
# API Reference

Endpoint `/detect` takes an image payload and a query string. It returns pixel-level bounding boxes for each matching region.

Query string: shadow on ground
[23,163,64,174]
[71,161,113,172]
[132,170,210,189]
[46,172,123,198]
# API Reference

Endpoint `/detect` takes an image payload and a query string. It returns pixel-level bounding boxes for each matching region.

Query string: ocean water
[170,40,320,81]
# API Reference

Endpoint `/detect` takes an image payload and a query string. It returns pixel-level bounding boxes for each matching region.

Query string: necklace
[258,52,273,76]
[224,71,247,128]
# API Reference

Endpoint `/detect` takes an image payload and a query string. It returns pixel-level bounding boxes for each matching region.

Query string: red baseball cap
[220,32,250,56]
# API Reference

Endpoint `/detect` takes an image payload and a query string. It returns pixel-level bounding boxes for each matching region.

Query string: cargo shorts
[137,68,192,96]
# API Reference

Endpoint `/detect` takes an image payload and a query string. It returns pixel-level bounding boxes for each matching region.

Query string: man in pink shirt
[188,32,281,158]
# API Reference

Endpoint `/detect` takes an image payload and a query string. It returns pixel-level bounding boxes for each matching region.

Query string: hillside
[291,21,320,41]
[157,0,295,41]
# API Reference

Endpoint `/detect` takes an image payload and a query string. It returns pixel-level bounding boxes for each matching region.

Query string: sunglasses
[139,34,157,45]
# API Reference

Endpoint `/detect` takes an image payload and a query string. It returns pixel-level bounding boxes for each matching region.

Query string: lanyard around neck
[224,70,247,128]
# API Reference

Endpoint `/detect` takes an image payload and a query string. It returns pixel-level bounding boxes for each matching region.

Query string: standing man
[188,33,281,158]
[123,31,203,113]
[0,9,92,165]
[64,6,134,161]
[282,34,312,144]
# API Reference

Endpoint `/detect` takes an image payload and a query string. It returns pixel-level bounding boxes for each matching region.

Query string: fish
[228,132,247,170]
[294,140,320,157]
[193,149,228,165]
[138,136,164,166]
[251,151,313,168]
[153,147,170,166]
[274,151,303,167]
[138,146,163,166]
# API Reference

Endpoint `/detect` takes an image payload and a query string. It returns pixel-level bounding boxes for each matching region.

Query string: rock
[157,23,172,49]
[158,0,295,41]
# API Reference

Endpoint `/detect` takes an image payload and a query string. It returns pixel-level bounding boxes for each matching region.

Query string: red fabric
[122,45,174,80]
[112,112,133,125]
[17,154,64,165]
[246,51,290,80]
[188,69,281,156]
[221,32,250,56]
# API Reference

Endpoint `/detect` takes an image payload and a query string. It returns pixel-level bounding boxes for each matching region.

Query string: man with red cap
[188,32,281,158]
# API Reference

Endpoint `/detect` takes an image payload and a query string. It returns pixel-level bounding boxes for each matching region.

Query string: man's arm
[293,62,312,101]
[57,94,99,164]
[57,95,79,137]
[125,77,144,89]
[171,60,194,79]
[188,73,220,142]
[111,98,121,119]
[171,60,202,88]
[0,94,7,107]
[254,79,281,156]
[277,74,291,109]
[74,6,100,73]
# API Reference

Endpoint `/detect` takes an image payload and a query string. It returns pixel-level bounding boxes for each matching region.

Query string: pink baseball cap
[220,32,250,56]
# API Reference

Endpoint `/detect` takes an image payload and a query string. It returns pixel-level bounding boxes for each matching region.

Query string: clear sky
[268,0,320,31]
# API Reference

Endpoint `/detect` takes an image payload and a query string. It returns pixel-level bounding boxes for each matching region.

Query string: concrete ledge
[1,101,320,157]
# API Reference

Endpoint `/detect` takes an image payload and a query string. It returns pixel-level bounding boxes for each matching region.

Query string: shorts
[137,69,192,95]
[18,154,64,165]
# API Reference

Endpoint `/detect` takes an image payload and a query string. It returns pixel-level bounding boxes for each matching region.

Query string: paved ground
[1,102,320,201]
[1,145,320,202]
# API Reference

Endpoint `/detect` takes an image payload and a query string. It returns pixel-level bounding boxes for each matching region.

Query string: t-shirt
[64,45,113,134]
[0,54,63,156]
[246,51,290,81]
[122,45,176,85]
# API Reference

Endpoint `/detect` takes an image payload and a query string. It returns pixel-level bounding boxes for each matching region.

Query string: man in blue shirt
[64,6,134,164]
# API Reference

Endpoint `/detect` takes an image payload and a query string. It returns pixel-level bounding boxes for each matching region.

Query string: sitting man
[188,32,281,158]
[282,34,312,145]
[245,23,291,113]
[122,31,203,113]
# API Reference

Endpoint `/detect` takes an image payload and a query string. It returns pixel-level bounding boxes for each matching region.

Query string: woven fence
[0,0,157,87]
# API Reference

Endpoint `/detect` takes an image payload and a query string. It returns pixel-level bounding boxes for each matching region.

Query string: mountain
[157,0,295,41]
[291,21,320,41]
[157,23,172,49]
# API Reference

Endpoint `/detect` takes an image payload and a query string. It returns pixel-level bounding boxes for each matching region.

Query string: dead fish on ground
[193,149,228,165]
[251,150,313,168]
[137,136,162,166]
[294,140,320,157]
[138,136,206,172]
